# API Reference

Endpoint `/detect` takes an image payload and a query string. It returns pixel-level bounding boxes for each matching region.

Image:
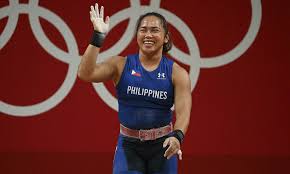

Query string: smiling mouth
[143,41,155,46]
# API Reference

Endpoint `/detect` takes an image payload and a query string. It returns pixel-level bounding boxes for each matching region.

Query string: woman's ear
[164,33,169,43]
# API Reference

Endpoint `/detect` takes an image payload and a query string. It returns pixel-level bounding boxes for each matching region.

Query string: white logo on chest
[157,73,166,80]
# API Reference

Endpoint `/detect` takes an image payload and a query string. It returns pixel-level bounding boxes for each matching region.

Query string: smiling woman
[135,12,172,56]
[77,3,191,174]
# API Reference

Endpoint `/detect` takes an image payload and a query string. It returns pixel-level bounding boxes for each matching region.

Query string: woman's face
[137,16,168,55]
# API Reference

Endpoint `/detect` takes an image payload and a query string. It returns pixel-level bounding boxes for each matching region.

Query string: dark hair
[135,12,172,54]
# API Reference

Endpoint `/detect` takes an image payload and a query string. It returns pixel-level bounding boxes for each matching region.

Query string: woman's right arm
[78,3,122,83]
[78,46,123,83]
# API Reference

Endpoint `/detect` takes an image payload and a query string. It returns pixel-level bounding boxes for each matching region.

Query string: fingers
[177,149,182,160]
[105,16,110,24]
[90,5,95,13]
[163,137,182,160]
[90,3,107,23]
[91,3,105,20]
[100,6,104,19]
[89,3,109,33]
[166,148,179,159]
[163,138,171,159]
[95,3,99,18]
[90,6,96,19]
[163,137,170,148]
[163,138,174,159]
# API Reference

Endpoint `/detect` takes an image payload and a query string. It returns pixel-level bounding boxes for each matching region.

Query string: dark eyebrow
[140,26,160,29]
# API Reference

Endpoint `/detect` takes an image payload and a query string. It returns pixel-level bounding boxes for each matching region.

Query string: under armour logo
[157,73,166,79]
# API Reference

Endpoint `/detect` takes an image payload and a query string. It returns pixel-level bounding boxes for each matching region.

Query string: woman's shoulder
[110,55,127,69]
[172,62,190,86]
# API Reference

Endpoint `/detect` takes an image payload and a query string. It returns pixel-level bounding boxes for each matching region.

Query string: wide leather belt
[120,123,173,141]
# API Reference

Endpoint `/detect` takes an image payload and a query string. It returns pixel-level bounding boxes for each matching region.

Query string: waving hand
[90,3,110,33]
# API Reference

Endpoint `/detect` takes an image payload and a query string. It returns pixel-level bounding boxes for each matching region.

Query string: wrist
[170,129,184,144]
[90,30,106,48]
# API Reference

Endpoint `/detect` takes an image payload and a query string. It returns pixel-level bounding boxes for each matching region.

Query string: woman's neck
[139,50,162,64]
[138,50,163,71]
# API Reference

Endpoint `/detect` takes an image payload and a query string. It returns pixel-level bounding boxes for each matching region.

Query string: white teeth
[144,41,154,44]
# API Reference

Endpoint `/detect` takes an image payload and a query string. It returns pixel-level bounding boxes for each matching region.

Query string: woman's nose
[144,30,153,37]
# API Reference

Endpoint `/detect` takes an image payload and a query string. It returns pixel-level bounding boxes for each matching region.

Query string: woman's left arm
[163,62,192,160]
[172,62,192,135]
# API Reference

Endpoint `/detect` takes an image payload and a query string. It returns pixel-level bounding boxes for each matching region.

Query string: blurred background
[1,0,290,173]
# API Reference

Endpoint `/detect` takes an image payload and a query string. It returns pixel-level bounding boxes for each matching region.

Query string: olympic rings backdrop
[1,0,290,173]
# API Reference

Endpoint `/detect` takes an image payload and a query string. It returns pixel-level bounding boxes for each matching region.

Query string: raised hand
[90,3,110,33]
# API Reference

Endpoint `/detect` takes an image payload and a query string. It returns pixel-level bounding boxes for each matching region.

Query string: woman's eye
[152,29,160,33]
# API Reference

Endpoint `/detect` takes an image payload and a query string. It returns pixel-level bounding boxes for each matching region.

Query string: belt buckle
[139,129,156,141]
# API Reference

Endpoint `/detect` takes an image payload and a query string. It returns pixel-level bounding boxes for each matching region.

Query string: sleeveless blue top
[116,54,174,129]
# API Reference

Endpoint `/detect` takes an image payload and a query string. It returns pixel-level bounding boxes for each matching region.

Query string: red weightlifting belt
[120,123,173,141]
